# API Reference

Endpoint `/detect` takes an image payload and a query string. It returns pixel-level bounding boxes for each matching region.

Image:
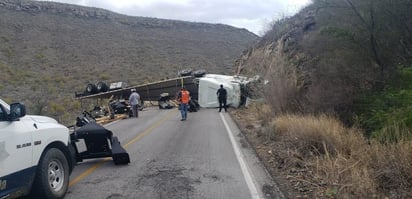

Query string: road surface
[65,107,283,199]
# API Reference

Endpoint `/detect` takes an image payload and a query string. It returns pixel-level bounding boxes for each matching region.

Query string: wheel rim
[48,159,65,192]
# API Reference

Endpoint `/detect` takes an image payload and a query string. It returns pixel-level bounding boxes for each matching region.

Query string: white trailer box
[198,74,243,108]
[109,82,127,90]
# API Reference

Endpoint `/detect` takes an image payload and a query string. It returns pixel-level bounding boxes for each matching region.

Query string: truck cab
[0,98,74,199]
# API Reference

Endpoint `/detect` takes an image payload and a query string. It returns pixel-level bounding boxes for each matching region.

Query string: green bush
[355,66,412,141]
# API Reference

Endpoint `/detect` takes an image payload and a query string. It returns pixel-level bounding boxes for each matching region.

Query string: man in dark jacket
[216,84,227,112]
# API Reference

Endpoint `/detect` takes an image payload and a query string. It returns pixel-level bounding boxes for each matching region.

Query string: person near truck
[129,88,140,118]
[177,87,190,121]
[216,84,227,112]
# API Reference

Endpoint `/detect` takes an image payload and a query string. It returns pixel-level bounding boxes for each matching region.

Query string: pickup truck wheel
[31,148,69,199]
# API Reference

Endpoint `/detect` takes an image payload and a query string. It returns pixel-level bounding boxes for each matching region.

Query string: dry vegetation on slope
[0,0,257,124]
[232,104,412,198]
[236,0,412,120]
[232,0,412,198]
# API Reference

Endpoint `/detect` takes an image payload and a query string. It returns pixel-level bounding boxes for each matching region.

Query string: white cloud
[38,0,312,35]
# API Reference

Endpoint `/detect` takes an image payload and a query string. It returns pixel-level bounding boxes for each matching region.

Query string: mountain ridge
[0,0,256,35]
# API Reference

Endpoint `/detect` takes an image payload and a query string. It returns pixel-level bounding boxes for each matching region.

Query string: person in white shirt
[128,88,140,118]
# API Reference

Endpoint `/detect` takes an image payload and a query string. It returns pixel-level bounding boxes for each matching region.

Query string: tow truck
[0,98,129,199]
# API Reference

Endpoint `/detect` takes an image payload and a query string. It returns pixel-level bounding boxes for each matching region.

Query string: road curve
[65,107,283,199]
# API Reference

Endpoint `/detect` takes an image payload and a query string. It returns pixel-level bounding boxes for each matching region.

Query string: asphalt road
[65,107,283,199]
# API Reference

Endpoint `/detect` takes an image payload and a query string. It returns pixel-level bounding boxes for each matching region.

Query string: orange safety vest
[180,90,190,104]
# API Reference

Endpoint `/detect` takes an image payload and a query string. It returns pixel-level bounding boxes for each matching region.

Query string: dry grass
[367,141,412,198]
[262,113,412,198]
[272,114,365,158]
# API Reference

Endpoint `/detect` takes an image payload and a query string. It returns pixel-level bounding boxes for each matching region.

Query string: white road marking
[220,113,261,199]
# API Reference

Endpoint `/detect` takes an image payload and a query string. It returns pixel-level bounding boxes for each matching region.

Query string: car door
[0,104,33,197]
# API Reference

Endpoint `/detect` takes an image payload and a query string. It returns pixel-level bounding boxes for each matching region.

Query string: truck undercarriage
[70,117,130,165]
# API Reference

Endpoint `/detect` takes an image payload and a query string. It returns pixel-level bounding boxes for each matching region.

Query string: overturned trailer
[197,74,257,108]
[74,74,257,109]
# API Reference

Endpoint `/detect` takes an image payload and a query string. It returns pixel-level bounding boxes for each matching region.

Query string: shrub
[367,141,412,198]
[355,66,412,139]
[266,113,412,198]
[373,122,412,144]
[273,114,365,158]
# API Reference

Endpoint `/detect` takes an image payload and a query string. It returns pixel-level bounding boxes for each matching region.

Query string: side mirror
[9,103,26,121]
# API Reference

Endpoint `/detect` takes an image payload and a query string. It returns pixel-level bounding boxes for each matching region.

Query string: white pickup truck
[0,98,75,199]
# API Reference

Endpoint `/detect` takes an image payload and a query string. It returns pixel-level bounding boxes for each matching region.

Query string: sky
[38,0,312,36]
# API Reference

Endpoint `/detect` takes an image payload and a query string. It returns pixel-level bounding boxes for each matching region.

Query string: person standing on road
[216,84,227,112]
[129,88,140,118]
[177,87,190,121]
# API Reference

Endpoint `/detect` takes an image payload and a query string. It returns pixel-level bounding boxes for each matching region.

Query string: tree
[313,0,412,88]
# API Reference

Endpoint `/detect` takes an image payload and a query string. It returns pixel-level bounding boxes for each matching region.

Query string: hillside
[232,0,412,198]
[0,0,258,123]
[235,0,412,122]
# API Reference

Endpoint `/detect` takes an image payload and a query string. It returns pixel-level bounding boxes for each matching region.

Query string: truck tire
[31,148,69,199]
[193,69,206,77]
[85,83,98,94]
[178,69,192,77]
[97,81,109,92]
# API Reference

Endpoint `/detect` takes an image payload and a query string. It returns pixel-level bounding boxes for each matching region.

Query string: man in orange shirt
[177,87,190,121]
